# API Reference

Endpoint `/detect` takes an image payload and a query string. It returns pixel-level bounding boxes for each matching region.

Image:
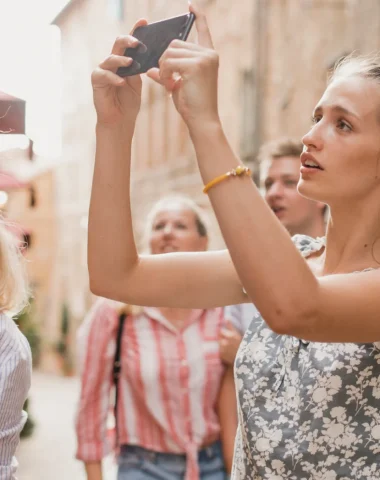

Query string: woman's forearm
[189,121,319,333]
[85,461,103,480]
[88,123,138,296]
[217,367,237,473]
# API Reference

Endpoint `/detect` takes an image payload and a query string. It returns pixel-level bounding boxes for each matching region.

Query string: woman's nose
[302,123,323,151]
[163,225,173,236]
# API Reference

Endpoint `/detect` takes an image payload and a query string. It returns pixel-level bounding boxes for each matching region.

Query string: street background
[18,372,117,479]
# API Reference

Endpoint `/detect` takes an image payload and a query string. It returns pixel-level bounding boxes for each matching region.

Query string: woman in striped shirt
[0,221,31,479]
[76,196,236,480]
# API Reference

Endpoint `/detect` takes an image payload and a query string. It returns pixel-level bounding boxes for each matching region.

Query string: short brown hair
[258,137,303,165]
[258,137,303,185]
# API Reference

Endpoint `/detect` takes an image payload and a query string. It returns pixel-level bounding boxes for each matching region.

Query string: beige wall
[258,0,380,142]
[10,170,59,343]
[0,153,61,372]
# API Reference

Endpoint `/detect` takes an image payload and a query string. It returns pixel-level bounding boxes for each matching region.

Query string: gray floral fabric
[232,235,380,480]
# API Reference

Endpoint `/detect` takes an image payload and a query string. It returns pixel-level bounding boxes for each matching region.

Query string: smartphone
[117,12,195,77]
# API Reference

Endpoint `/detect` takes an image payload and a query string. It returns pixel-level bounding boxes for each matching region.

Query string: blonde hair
[0,220,28,315]
[330,52,380,85]
[142,194,210,253]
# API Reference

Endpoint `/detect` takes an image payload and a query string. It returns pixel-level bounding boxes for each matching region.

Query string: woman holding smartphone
[88,2,380,478]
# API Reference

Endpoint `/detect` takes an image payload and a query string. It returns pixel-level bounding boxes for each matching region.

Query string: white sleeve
[224,303,258,334]
[0,323,31,480]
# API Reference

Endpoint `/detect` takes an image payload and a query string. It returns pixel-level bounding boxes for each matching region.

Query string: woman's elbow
[89,278,103,297]
[88,269,116,298]
[89,276,121,300]
[267,299,318,337]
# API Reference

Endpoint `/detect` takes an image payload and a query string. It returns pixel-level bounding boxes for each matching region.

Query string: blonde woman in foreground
[88,3,380,479]
[0,221,31,479]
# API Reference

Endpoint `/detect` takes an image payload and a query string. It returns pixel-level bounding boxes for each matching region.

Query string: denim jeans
[117,441,227,480]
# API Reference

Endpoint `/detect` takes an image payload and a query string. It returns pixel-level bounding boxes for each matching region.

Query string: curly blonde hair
[0,219,28,315]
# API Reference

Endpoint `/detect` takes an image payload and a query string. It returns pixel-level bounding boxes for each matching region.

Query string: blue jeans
[117,441,227,480]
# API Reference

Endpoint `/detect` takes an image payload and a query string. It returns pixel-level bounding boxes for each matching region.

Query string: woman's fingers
[159,58,195,88]
[111,35,139,56]
[99,54,134,73]
[167,39,205,52]
[159,47,201,66]
[189,2,214,49]
[146,6,216,96]
[112,18,148,55]
[146,68,161,84]
[146,68,178,92]
[99,19,148,80]
[130,18,148,33]
[153,47,217,92]
[160,49,218,77]
[91,67,126,87]
[110,18,148,57]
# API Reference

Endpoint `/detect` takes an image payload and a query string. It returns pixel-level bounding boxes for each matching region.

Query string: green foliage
[55,303,74,375]
[61,303,70,336]
[20,398,35,438]
[16,300,40,439]
[16,298,41,367]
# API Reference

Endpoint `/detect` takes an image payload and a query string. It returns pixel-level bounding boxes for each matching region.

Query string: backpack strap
[113,312,127,443]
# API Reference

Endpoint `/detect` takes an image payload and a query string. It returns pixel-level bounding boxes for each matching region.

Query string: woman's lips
[271,206,286,217]
[161,245,178,253]
[300,152,324,170]
[300,165,323,176]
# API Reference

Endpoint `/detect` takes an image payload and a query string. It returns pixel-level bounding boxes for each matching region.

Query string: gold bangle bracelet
[203,165,252,194]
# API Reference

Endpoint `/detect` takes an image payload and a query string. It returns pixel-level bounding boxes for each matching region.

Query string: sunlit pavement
[17,371,117,480]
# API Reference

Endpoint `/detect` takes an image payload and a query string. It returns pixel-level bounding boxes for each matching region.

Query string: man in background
[220,137,326,364]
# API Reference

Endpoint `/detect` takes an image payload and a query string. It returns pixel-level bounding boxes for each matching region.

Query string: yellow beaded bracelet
[203,165,252,194]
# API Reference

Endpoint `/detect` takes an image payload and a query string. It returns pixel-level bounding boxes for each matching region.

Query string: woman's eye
[154,223,164,230]
[175,223,187,230]
[311,116,321,125]
[337,119,352,131]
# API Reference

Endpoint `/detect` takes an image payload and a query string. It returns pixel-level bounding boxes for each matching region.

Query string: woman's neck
[323,198,380,274]
[157,307,193,328]
[288,215,326,239]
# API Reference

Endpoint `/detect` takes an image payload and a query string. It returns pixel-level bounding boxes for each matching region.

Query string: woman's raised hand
[91,19,147,127]
[147,4,220,130]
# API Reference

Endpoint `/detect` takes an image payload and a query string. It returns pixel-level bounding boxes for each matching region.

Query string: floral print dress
[232,235,380,480]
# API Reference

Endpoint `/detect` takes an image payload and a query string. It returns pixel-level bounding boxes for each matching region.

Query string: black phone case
[117,13,195,77]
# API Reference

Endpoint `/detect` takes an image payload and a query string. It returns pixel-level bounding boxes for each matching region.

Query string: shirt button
[181,359,187,367]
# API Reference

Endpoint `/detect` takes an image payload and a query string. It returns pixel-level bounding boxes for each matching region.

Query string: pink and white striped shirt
[75,299,226,480]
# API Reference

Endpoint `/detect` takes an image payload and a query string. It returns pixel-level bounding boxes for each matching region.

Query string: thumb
[224,320,237,331]
[146,68,177,92]
[189,2,214,49]
[220,324,234,339]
